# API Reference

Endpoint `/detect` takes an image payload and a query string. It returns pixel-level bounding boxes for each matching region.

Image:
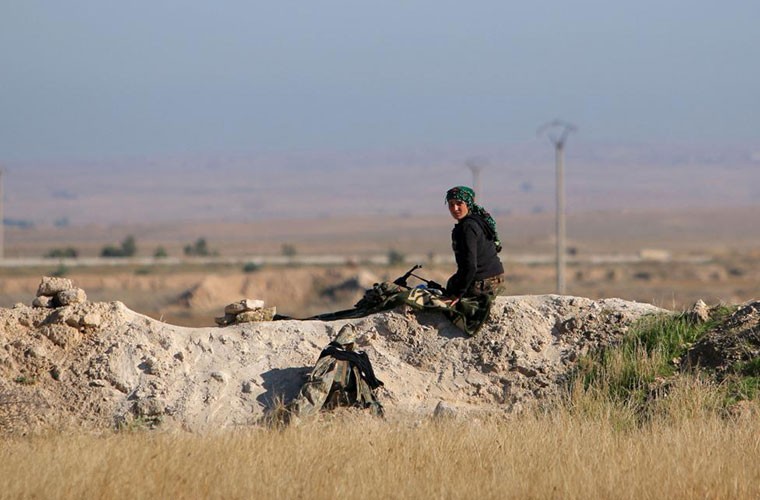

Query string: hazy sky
[2,1,759,161]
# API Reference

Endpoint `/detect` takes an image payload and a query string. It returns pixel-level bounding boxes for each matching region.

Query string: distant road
[0,253,712,268]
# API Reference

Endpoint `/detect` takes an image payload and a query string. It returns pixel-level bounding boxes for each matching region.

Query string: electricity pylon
[0,167,4,260]
[465,157,486,201]
[538,120,577,295]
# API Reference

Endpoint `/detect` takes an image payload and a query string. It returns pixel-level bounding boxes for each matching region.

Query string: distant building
[638,249,671,262]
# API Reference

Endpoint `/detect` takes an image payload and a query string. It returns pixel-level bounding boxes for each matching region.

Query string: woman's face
[448,199,469,221]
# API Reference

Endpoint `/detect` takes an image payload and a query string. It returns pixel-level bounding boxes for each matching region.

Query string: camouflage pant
[467,274,504,297]
[307,280,498,335]
[405,286,493,336]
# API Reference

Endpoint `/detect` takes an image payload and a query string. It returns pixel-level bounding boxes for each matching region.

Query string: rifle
[392,264,445,291]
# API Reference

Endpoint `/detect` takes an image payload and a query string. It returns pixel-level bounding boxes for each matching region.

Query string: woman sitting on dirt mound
[297,186,504,335]
[444,186,505,304]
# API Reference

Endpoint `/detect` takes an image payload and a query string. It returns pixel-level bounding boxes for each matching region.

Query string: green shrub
[281,244,297,258]
[388,249,405,265]
[725,375,760,402]
[120,236,137,257]
[14,376,36,386]
[44,247,78,258]
[725,358,760,403]
[243,262,261,273]
[51,263,69,277]
[100,245,124,257]
[101,235,138,258]
[736,357,760,377]
[184,238,212,256]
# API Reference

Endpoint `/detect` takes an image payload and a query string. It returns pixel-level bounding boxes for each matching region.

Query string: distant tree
[281,244,297,258]
[53,217,70,228]
[100,235,137,258]
[100,245,123,257]
[184,238,212,256]
[44,247,78,259]
[388,249,405,265]
[120,235,137,257]
[3,218,34,229]
[154,246,168,258]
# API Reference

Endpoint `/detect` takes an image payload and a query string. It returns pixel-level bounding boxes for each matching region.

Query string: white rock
[56,288,87,306]
[81,313,102,328]
[37,276,74,297]
[433,401,458,419]
[224,299,266,315]
[689,299,710,323]
[32,296,55,308]
[235,307,276,323]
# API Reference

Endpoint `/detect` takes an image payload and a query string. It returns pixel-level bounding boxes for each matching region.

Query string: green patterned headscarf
[446,186,502,252]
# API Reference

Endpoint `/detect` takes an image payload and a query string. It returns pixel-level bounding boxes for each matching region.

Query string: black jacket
[446,214,504,297]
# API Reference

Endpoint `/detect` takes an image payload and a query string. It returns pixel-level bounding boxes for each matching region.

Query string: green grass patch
[723,358,760,403]
[573,306,736,413]
[725,375,760,402]
[736,357,760,377]
[14,375,36,386]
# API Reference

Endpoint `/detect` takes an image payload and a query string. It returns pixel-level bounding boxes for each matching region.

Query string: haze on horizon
[2,1,759,163]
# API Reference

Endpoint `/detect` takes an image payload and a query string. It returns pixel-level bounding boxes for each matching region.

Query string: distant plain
[2,149,759,324]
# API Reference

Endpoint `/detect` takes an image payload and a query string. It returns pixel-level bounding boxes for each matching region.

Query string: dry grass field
[2,390,758,499]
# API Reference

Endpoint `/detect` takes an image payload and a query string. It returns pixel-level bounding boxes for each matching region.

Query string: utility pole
[538,120,576,295]
[0,166,4,260]
[465,157,486,200]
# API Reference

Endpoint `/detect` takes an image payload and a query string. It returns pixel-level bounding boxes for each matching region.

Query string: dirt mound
[177,275,242,310]
[685,301,760,376]
[172,268,385,319]
[1,282,665,433]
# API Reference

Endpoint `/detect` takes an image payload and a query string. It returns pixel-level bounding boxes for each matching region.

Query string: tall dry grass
[1,405,759,499]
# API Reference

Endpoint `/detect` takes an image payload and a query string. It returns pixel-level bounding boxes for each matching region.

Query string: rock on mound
[685,301,760,375]
[0,293,664,433]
